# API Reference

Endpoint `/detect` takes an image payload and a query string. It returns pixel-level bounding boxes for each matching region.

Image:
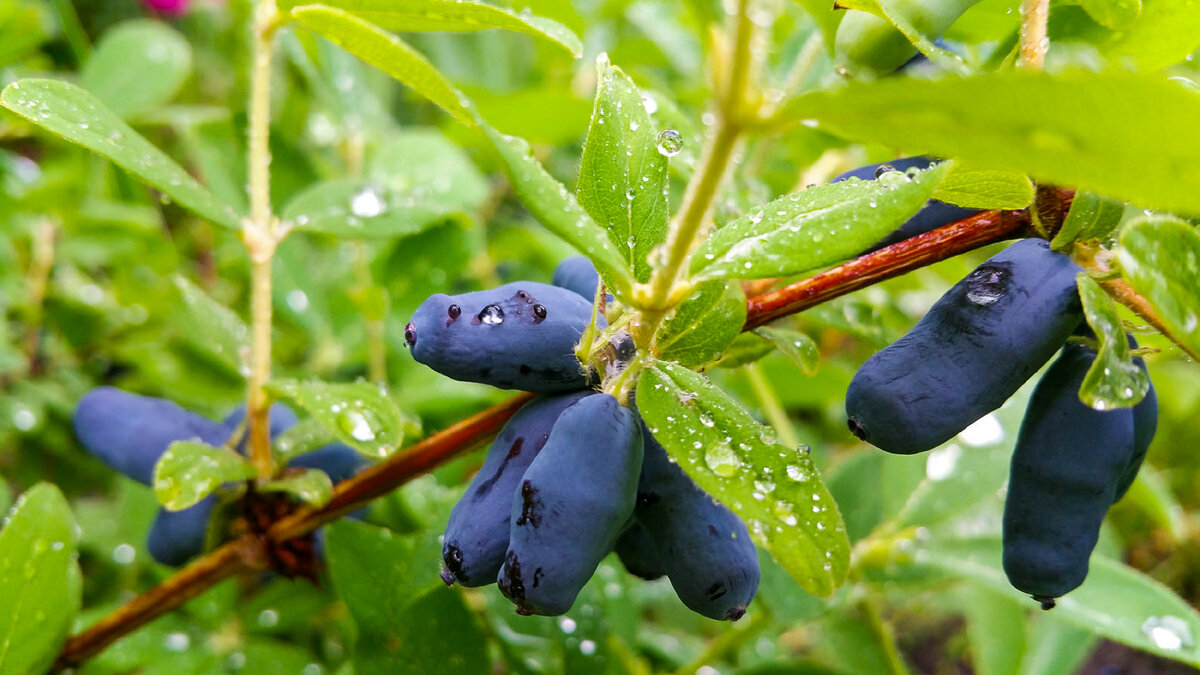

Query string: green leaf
[1120,466,1189,543]
[368,129,490,213]
[260,468,334,507]
[1076,274,1150,409]
[577,57,671,283]
[714,332,775,369]
[326,520,489,675]
[655,281,747,367]
[273,417,339,463]
[79,19,192,118]
[1050,191,1126,250]
[1116,216,1200,357]
[637,361,850,596]
[291,5,475,126]
[1070,0,1141,29]
[153,441,256,510]
[781,71,1200,215]
[0,484,81,675]
[291,5,635,299]
[0,79,242,229]
[933,163,1034,209]
[1018,616,1098,675]
[958,584,1027,675]
[282,179,466,238]
[692,162,950,280]
[267,379,417,458]
[1099,0,1200,70]
[905,537,1200,667]
[756,327,819,376]
[789,0,844,54]
[171,275,249,376]
[290,0,582,56]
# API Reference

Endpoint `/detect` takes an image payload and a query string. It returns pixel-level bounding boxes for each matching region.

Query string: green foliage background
[3,0,1200,673]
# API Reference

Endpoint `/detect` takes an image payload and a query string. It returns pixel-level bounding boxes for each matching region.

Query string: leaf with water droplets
[286,0,582,56]
[714,332,775,369]
[0,79,242,229]
[289,5,636,300]
[1077,274,1150,409]
[932,163,1033,209]
[171,275,249,378]
[898,537,1200,668]
[756,327,819,376]
[1051,191,1126,250]
[576,56,670,283]
[282,179,468,238]
[1117,215,1200,359]
[1099,0,1200,70]
[637,360,850,597]
[260,468,335,508]
[154,441,256,511]
[267,379,419,458]
[272,417,339,463]
[779,71,1200,215]
[691,162,950,281]
[0,484,81,675]
[79,19,192,119]
[655,281,746,367]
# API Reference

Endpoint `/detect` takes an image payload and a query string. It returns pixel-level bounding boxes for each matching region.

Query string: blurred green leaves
[79,20,192,119]
[1117,216,1200,358]
[267,379,418,458]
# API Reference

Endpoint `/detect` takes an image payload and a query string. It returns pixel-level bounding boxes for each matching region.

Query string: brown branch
[742,199,1065,329]
[55,196,1079,668]
[55,393,534,668]
[54,539,263,670]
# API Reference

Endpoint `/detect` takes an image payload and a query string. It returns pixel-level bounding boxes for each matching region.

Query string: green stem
[743,362,799,448]
[858,586,911,675]
[342,132,389,383]
[244,0,281,479]
[1018,0,1050,70]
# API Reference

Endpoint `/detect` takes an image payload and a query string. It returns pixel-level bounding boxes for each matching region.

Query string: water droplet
[656,129,683,157]
[964,264,1010,306]
[164,632,190,652]
[705,443,740,477]
[112,544,136,564]
[785,464,809,482]
[558,617,577,634]
[478,304,505,325]
[1142,616,1194,651]
[337,408,377,442]
[350,186,386,218]
[286,289,309,312]
[580,639,597,655]
[641,95,658,115]
[258,609,280,628]
[958,414,1004,447]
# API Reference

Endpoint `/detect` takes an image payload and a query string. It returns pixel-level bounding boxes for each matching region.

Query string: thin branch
[1018,0,1050,70]
[742,200,1057,329]
[54,539,264,670]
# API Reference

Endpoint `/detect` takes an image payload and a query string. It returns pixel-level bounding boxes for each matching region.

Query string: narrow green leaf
[655,281,747,367]
[289,0,582,56]
[1116,216,1200,356]
[267,379,417,458]
[291,5,475,126]
[290,5,635,299]
[172,275,249,376]
[478,124,636,300]
[1018,616,1098,675]
[1050,191,1126,250]
[326,520,489,675]
[692,162,949,280]
[0,79,241,229]
[714,332,775,369]
[756,327,819,376]
[637,361,850,597]
[781,71,1200,215]
[260,468,334,508]
[1099,0,1200,70]
[577,56,670,283]
[79,19,192,118]
[1120,466,1189,543]
[1076,274,1150,409]
[933,163,1034,209]
[282,179,466,238]
[154,441,256,511]
[0,484,81,675]
[905,537,1200,667]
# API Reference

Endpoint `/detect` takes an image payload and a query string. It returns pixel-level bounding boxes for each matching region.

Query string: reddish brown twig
[53,198,1069,668]
[743,200,1061,329]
